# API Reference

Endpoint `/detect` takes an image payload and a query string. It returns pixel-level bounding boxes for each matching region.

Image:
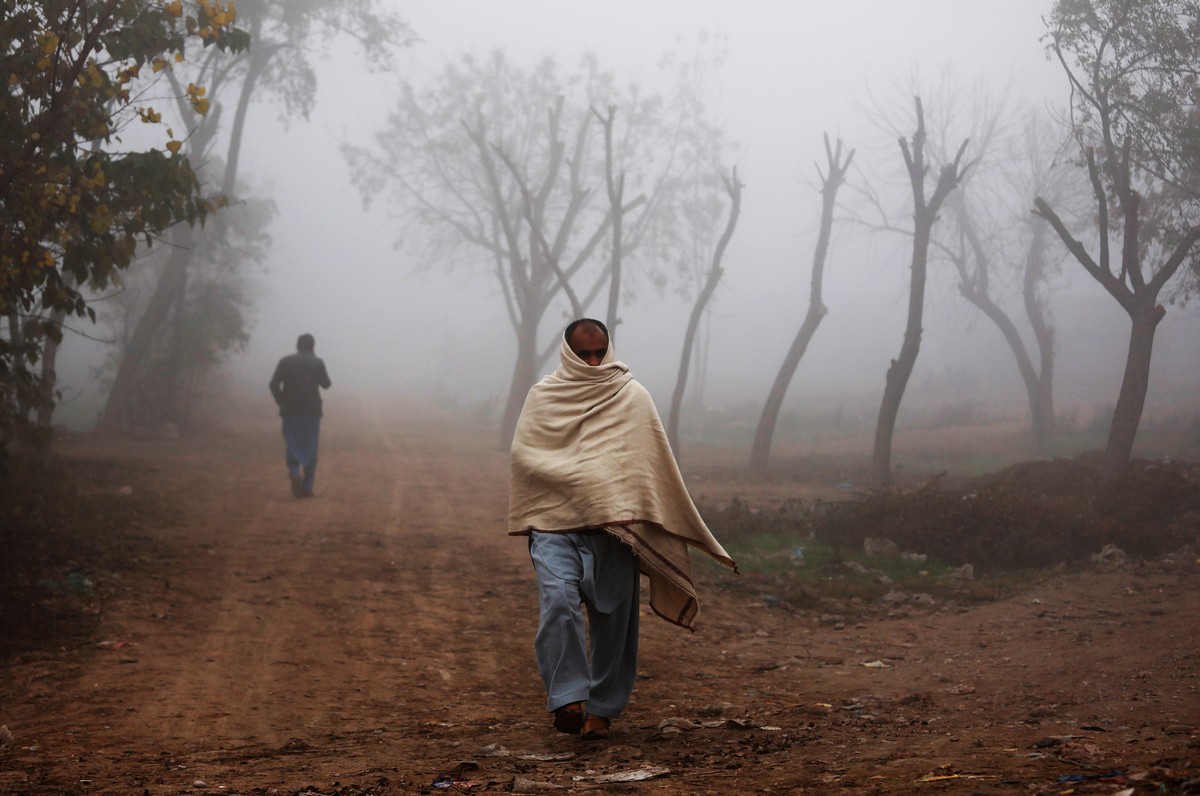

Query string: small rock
[590,766,671,783]
[943,563,974,580]
[1092,543,1128,570]
[864,537,899,557]
[519,751,576,762]
[474,742,509,757]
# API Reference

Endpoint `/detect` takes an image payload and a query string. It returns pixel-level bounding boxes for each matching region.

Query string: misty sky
[57,1,1200,432]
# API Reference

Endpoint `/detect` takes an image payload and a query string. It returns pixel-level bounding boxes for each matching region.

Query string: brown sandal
[553,702,585,733]
[581,713,610,740]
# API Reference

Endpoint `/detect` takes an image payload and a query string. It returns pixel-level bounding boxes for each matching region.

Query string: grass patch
[699,454,1200,608]
[700,497,960,605]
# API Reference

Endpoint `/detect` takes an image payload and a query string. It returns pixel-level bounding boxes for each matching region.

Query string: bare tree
[947,190,1057,449]
[861,77,1077,457]
[1037,0,1200,480]
[749,135,854,475]
[870,98,970,488]
[941,110,1081,453]
[345,51,730,449]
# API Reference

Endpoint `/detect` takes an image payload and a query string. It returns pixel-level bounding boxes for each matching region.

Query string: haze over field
[54,0,1200,443]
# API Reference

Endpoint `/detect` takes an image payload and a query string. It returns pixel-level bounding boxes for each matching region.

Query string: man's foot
[290,474,304,498]
[581,713,610,740]
[552,702,585,733]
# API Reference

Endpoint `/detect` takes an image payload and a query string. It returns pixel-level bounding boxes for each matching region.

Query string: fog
[56,0,1200,441]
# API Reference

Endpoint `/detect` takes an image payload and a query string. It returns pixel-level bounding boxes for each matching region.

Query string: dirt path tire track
[1,395,540,792]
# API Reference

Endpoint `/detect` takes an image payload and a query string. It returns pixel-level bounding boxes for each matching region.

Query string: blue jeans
[282,415,321,493]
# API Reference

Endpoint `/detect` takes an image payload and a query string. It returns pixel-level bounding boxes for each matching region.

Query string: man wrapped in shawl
[509,318,737,740]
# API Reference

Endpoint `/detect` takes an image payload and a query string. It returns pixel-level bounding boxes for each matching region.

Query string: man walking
[269,333,331,498]
[509,319,736,740]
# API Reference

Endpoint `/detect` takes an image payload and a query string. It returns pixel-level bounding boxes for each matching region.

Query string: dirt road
[2,395,1198,794]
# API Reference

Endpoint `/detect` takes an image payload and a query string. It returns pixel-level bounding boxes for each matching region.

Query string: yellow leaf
[192,97,210,115]
[151,58,167,73]
[166,140,182,154]
[165,0,183,17]
[175,52,185,63]
[90,205,113,234]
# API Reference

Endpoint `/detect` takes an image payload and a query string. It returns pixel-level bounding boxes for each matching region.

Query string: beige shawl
[509,337,737,629]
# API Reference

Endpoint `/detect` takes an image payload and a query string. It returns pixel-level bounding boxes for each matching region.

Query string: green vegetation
[700,454,1200,606]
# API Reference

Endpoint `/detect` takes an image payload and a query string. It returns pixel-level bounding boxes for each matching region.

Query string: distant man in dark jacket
[269,333,331,498]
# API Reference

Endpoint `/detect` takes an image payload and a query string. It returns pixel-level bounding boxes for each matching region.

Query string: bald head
[566,319,609,366]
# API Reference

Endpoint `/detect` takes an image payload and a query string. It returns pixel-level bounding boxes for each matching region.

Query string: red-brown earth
[1,394,1197,794]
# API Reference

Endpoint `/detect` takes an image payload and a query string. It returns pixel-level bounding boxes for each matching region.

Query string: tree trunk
[749,135,850,474]
[967,288,1043,436]
[96,233,189,432]
[1023,222,1055,452]
[750,305,827,474]
[597,107,625,346]
[667,169,741,458]
[164,266,189,426]
[500,311,541,451]
[952,193,1056,454]
[7,312,31,428]
[870,101,967,488]
[605,200,623,344]
[1103,301,1163,480]
[689,312,710,408]
[35,310,68,431]
[667,265,721,456]
[870,222,930,488]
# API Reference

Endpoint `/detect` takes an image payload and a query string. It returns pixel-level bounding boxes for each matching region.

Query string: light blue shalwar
[529,530,640,719]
